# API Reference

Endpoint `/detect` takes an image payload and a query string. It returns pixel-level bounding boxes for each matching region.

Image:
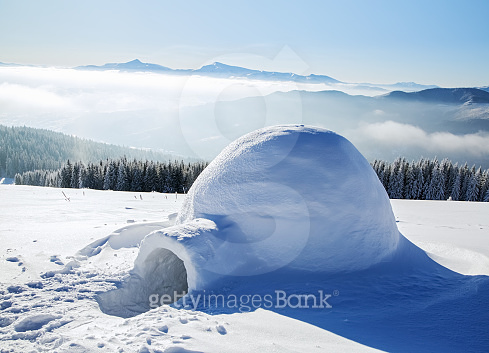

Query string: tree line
[0,124,178,178]
[372,157,489,202]
[15,157,208,194]
[13,154,489,201]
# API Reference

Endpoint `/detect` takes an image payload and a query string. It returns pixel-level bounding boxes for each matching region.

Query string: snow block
[134,125,400,292]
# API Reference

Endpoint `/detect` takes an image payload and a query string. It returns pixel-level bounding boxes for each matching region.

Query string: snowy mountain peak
[391,81,439,90]
[75,59,172,72]
[210,62,229,68]
[124,59,144,66]
[196,62,253,74]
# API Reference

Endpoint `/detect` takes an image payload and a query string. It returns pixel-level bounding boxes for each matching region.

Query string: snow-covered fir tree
[426,165,445,200]
[465,172,480,202]
[450,171,462,201]
[371,157,488,202]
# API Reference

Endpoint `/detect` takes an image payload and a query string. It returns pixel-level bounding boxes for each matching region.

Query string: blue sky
[1,0,488,86]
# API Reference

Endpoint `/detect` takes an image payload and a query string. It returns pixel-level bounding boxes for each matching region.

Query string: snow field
[1,184,489,352]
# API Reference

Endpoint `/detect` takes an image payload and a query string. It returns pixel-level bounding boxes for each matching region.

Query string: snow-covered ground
[1,184,488,352]
[391,200,489,276]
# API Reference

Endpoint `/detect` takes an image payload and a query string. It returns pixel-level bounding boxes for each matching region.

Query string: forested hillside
[0,125,178,177]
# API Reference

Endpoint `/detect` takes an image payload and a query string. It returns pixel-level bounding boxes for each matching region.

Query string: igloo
[132,125,401,296]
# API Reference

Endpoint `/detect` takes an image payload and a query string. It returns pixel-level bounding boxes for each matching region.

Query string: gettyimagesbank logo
[149,290,338,313]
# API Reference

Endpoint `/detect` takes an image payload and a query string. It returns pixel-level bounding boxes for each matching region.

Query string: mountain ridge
[73,59,448,91]
[382,87,489,104]
[75,59,341,84]
[76,59,173,72]
[2,59,451,91]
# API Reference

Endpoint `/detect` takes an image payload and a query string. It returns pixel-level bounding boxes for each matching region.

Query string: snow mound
[174,124,400,275]
[100,125,401,316]
[14,314,61,332]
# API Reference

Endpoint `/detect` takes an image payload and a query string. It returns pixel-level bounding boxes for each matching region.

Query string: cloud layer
[351,121,489,159]
[1,66,488,166]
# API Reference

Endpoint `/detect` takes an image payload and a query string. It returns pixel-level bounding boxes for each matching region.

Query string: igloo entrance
[97,248,188,318]
[142,248,189,304]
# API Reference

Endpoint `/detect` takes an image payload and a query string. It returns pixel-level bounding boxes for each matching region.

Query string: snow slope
[391,200,489,276]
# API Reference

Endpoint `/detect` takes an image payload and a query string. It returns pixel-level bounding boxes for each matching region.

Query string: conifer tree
[450,171,462,201]
[484,188,489,202]
[426,165,445,200]
[465,173,480,202]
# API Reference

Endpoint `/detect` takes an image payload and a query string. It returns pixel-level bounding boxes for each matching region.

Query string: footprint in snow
[26,281,43,289]
[138,345,151,353]
[50,255,64,266]
[215,325,227,335]
[179,317,188,324]
[14,314,61,332]
[0,316,14,327]
[7,285,24,294]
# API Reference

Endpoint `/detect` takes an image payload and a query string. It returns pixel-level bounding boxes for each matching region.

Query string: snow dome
[132,125,401,297]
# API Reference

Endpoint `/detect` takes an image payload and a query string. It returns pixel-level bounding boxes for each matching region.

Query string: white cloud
[0,65,385,120]
[357,121,489,157]
[0,83,73,112]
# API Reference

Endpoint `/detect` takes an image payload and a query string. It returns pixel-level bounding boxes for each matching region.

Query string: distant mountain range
[6,59,489,94]
[0,62,34,67]
[75,59,341,84]
[73,59,447,92]
[75,59,456,91]
[0,58,466,92]
[74,59,453,93]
